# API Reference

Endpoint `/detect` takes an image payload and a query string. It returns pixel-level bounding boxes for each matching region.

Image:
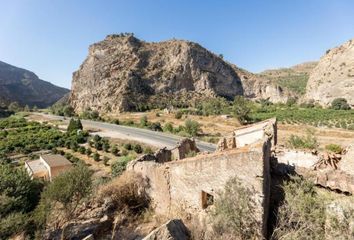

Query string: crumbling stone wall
[128,138,272,237]
[170,138,200,160]
[216,133,236,151]
[216,118,277,152]
[127,119,278,238]
[234,118,277,147]
[275,147,354,194]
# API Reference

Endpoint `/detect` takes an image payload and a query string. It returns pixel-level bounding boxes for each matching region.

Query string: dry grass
[106,110,241,136]
[98,172,150,214]
[278,124,354,149]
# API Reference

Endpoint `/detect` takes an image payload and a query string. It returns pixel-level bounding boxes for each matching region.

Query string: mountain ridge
[0,60,69,108]
[70,34,291,113]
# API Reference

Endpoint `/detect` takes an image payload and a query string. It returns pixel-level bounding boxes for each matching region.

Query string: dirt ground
[106,110,241,136]
[107,111,354,149]
[277,124,354,149]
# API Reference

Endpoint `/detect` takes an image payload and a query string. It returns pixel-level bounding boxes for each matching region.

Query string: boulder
[143,219,190,240]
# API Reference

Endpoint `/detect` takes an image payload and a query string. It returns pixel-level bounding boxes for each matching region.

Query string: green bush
[93,152,100,161]
[8,102,22,112]
[124,143,132,150]
[0,164,42,216]
[184,119,201,137]
[144,147,154,154]
[103,156,110,166]
[325,144,343,154]
[233,96,251,124]
[80,108,100,120]
[50,103,75,117]
[140,115,148,127]
[121,149,129,156]
[67,118,83,133]
[85,148,92,156]
[196,97,230,116]
[39,164,92,221]
[111,144,119,156]
[78,146,86,154]
[93,134,101,142]
[0,164,43,238]
[133,144,143,154]
[111,156,134,177]
[272,176,326,240]
[163,122,174,132]
[211,177,261,239]
[102,139,110,152]
[175,111,183,119]
[331,98,351,110]
[287,129,318,150]
[0,212,31,239]
[149,122,163,131]
[286,97,297,107]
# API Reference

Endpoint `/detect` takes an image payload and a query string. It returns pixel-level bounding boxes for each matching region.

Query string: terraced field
[250,107,354,130]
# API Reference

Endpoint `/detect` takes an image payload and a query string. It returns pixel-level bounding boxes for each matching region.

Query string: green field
[250,107,354,130]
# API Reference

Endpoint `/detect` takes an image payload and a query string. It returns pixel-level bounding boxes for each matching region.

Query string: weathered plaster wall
[234,118,277,147]
[339,145,354,176]
[276,150,320,169]
[50,165,73,181]
[128,138,272,236]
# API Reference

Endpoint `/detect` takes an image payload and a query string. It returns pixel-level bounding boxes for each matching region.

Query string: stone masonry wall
[234,118,277,147]
[128,138,272,236]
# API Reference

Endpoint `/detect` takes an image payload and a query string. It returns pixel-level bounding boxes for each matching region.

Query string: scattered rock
[143,219,190,240]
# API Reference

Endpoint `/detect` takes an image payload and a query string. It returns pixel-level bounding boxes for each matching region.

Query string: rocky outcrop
[258,62,317,98]
[305,38,354,106]
[70,34,244,113]
[0,61,69,108]
[236,67,292,103]
[143,219,190,240]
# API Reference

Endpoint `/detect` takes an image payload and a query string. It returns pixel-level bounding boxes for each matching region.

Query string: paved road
[32,113,216,152]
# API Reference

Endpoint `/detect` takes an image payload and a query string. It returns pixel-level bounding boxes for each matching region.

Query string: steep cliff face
[235,67,292,103]
[70,34,245,113]
[305,39,354,106]
[0,61,69,108]
[259,62,317,97]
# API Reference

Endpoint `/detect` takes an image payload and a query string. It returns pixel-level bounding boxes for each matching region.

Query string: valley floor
[29,111,354,151]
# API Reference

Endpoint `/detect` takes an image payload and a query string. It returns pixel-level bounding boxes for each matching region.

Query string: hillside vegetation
[259,62,317,95]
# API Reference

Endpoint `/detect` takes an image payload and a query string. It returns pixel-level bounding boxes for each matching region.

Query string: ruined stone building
[128,117,354,238]
[128,119,277,238]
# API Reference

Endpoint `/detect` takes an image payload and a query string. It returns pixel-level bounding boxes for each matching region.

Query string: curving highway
[31,113,216,152]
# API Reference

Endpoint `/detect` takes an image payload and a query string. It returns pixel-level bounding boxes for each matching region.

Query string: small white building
[25,154,72,181]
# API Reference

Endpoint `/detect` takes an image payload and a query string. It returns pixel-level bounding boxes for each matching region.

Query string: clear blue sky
[1,0,354,89]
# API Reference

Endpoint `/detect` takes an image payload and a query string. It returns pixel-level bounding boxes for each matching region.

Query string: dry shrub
[271,176,325,240]
[98,171,150,214]
[211,177,262,240]
[325,198,354,239]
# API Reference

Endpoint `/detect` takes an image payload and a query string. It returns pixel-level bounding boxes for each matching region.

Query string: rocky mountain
[305,38,354,106]
[0,61,69,108]
[259,62,317,96]
[70,34,293,113]
[235,66,292,103]
[70,34,245,113]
